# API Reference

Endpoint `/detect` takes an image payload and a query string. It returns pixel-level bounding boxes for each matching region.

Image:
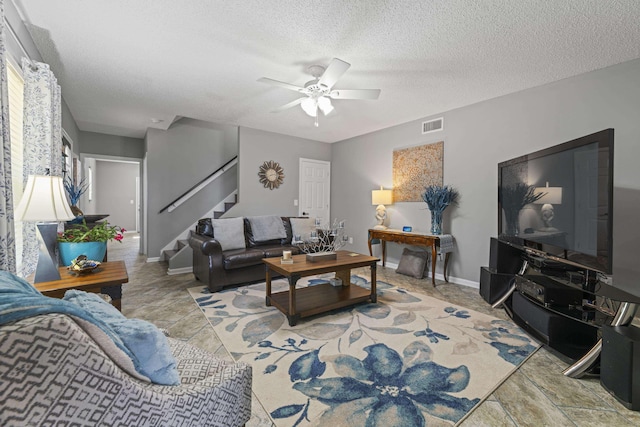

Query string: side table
[368,229,452,286]
[32,260,128,311]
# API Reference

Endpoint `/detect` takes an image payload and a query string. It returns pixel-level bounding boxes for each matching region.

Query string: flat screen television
[498,129,614,274]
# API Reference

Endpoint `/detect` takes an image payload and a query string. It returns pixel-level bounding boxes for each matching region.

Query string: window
[8,59,25,272]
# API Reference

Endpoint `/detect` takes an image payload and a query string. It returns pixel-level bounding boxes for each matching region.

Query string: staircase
[163,192,237,275]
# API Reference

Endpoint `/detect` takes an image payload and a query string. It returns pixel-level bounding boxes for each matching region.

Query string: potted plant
[63,176,89,217]
[57,220,125,266]
[422,185,459,235]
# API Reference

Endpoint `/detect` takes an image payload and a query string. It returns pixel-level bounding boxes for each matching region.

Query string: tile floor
[110,234,640,426]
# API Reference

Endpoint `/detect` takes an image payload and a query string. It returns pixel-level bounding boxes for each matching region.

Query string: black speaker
[509,292,598,360]
[601,325,640,410]
[489,237,524,273]
[479,267,513,304]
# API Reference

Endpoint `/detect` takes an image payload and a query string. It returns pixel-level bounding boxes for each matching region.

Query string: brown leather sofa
[189,217,302,292]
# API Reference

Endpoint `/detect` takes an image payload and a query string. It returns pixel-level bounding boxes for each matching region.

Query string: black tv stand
[482,238,640,378]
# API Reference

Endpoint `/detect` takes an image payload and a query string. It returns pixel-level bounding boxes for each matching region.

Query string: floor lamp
[14,175,75,283]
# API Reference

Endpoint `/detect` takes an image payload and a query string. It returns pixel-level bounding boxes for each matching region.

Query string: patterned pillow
[212,217,246,250]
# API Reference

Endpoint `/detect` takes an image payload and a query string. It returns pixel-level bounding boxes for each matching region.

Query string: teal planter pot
[58,241,107,266]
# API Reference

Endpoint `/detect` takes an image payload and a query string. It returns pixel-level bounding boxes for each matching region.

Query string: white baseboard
[167,267,193,275]
[452,277,479,289]
[376,261,479,289]
[146,257,160,263]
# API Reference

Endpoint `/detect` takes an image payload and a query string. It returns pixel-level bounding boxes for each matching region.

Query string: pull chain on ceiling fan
[258,58,381,127]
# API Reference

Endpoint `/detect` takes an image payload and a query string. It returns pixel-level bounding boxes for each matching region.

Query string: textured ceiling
[14,0,640,142]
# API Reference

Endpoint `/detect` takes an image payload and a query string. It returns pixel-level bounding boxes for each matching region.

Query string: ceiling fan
[258,58,381,127]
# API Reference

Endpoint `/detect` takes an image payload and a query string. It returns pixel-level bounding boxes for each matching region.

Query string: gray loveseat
[0,313,252,426]
[189,216,308,292]
[0,269,252,427]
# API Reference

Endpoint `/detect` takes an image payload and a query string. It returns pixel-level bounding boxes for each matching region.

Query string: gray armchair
[0,312,252,426]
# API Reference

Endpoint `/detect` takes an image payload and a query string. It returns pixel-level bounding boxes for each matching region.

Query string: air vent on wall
[422,117,444,134]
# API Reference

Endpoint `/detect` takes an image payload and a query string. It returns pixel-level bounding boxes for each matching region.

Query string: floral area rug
[188,275,539,427]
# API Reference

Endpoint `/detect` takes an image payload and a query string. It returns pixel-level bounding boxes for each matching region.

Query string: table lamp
[14,175,75,282]
[371,186,393,230]
[534,182,563,231]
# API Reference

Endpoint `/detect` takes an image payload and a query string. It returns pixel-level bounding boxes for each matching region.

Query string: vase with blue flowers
[422,185,459,235]
[63,176,89,217]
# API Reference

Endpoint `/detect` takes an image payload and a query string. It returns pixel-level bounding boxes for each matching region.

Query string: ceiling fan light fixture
[317,96,334,115]
[300,97,318,117]
[259,58,381,125]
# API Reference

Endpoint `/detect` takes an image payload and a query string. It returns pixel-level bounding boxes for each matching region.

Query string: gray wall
[146,118,239,257]
[79,131,145,158]
[332,58,640,296]
[77,132,144,232]
[62,101,80,154]
[96,161,139,231]
[228,127,332,217]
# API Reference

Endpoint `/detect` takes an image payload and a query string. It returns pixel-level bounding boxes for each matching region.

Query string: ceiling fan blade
[329,89,381,100]
[258,77,305,92]
[272,97,306,112]
[318,58,350,88]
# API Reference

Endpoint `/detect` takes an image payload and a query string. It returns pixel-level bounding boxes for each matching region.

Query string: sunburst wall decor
[258,160,284,190]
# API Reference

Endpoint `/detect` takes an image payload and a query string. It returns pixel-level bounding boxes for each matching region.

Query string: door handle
[302,212,309,216]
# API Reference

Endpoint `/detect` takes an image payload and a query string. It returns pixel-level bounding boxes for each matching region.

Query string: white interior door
[299,158,330,224]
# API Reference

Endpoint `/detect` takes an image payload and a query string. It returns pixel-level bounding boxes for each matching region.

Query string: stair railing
[158,156,238,214]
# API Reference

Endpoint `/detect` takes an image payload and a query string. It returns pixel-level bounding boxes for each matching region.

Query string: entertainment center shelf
[483,129,640,407]
[484,237,640,378]
[479,128,640,378]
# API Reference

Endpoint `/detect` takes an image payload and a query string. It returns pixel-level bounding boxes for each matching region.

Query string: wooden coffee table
[32,261,128,311]
[263,251,379,326]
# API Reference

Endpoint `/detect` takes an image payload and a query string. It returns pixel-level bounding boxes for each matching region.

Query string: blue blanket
[0,271,125,337]
[0,271,179,385]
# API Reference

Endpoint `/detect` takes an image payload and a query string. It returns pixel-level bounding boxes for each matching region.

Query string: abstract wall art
[393,141,443,202]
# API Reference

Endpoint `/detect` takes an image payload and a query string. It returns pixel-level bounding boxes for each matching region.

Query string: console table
[32,260,128,311]
[368,229,452,286]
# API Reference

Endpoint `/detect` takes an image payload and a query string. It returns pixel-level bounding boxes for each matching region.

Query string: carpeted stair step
[164,249,178,259]
[176,239,189,250]
[167,191,236,273]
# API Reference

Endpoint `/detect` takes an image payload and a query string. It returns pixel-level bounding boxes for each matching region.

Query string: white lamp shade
[15,175,75,222]
[534,186,563,205]
[317,96,334,115]
[372,187,393,205]
[300,98,318,117]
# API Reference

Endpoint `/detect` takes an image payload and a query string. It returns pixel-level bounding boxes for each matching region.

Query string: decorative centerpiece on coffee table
[294,219,348,262]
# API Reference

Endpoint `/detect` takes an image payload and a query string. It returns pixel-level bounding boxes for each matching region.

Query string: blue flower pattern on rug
[192,275,538,426]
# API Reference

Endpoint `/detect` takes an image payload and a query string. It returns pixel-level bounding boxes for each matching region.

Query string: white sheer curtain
[20,57,62,277]
[0,0,16,273]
